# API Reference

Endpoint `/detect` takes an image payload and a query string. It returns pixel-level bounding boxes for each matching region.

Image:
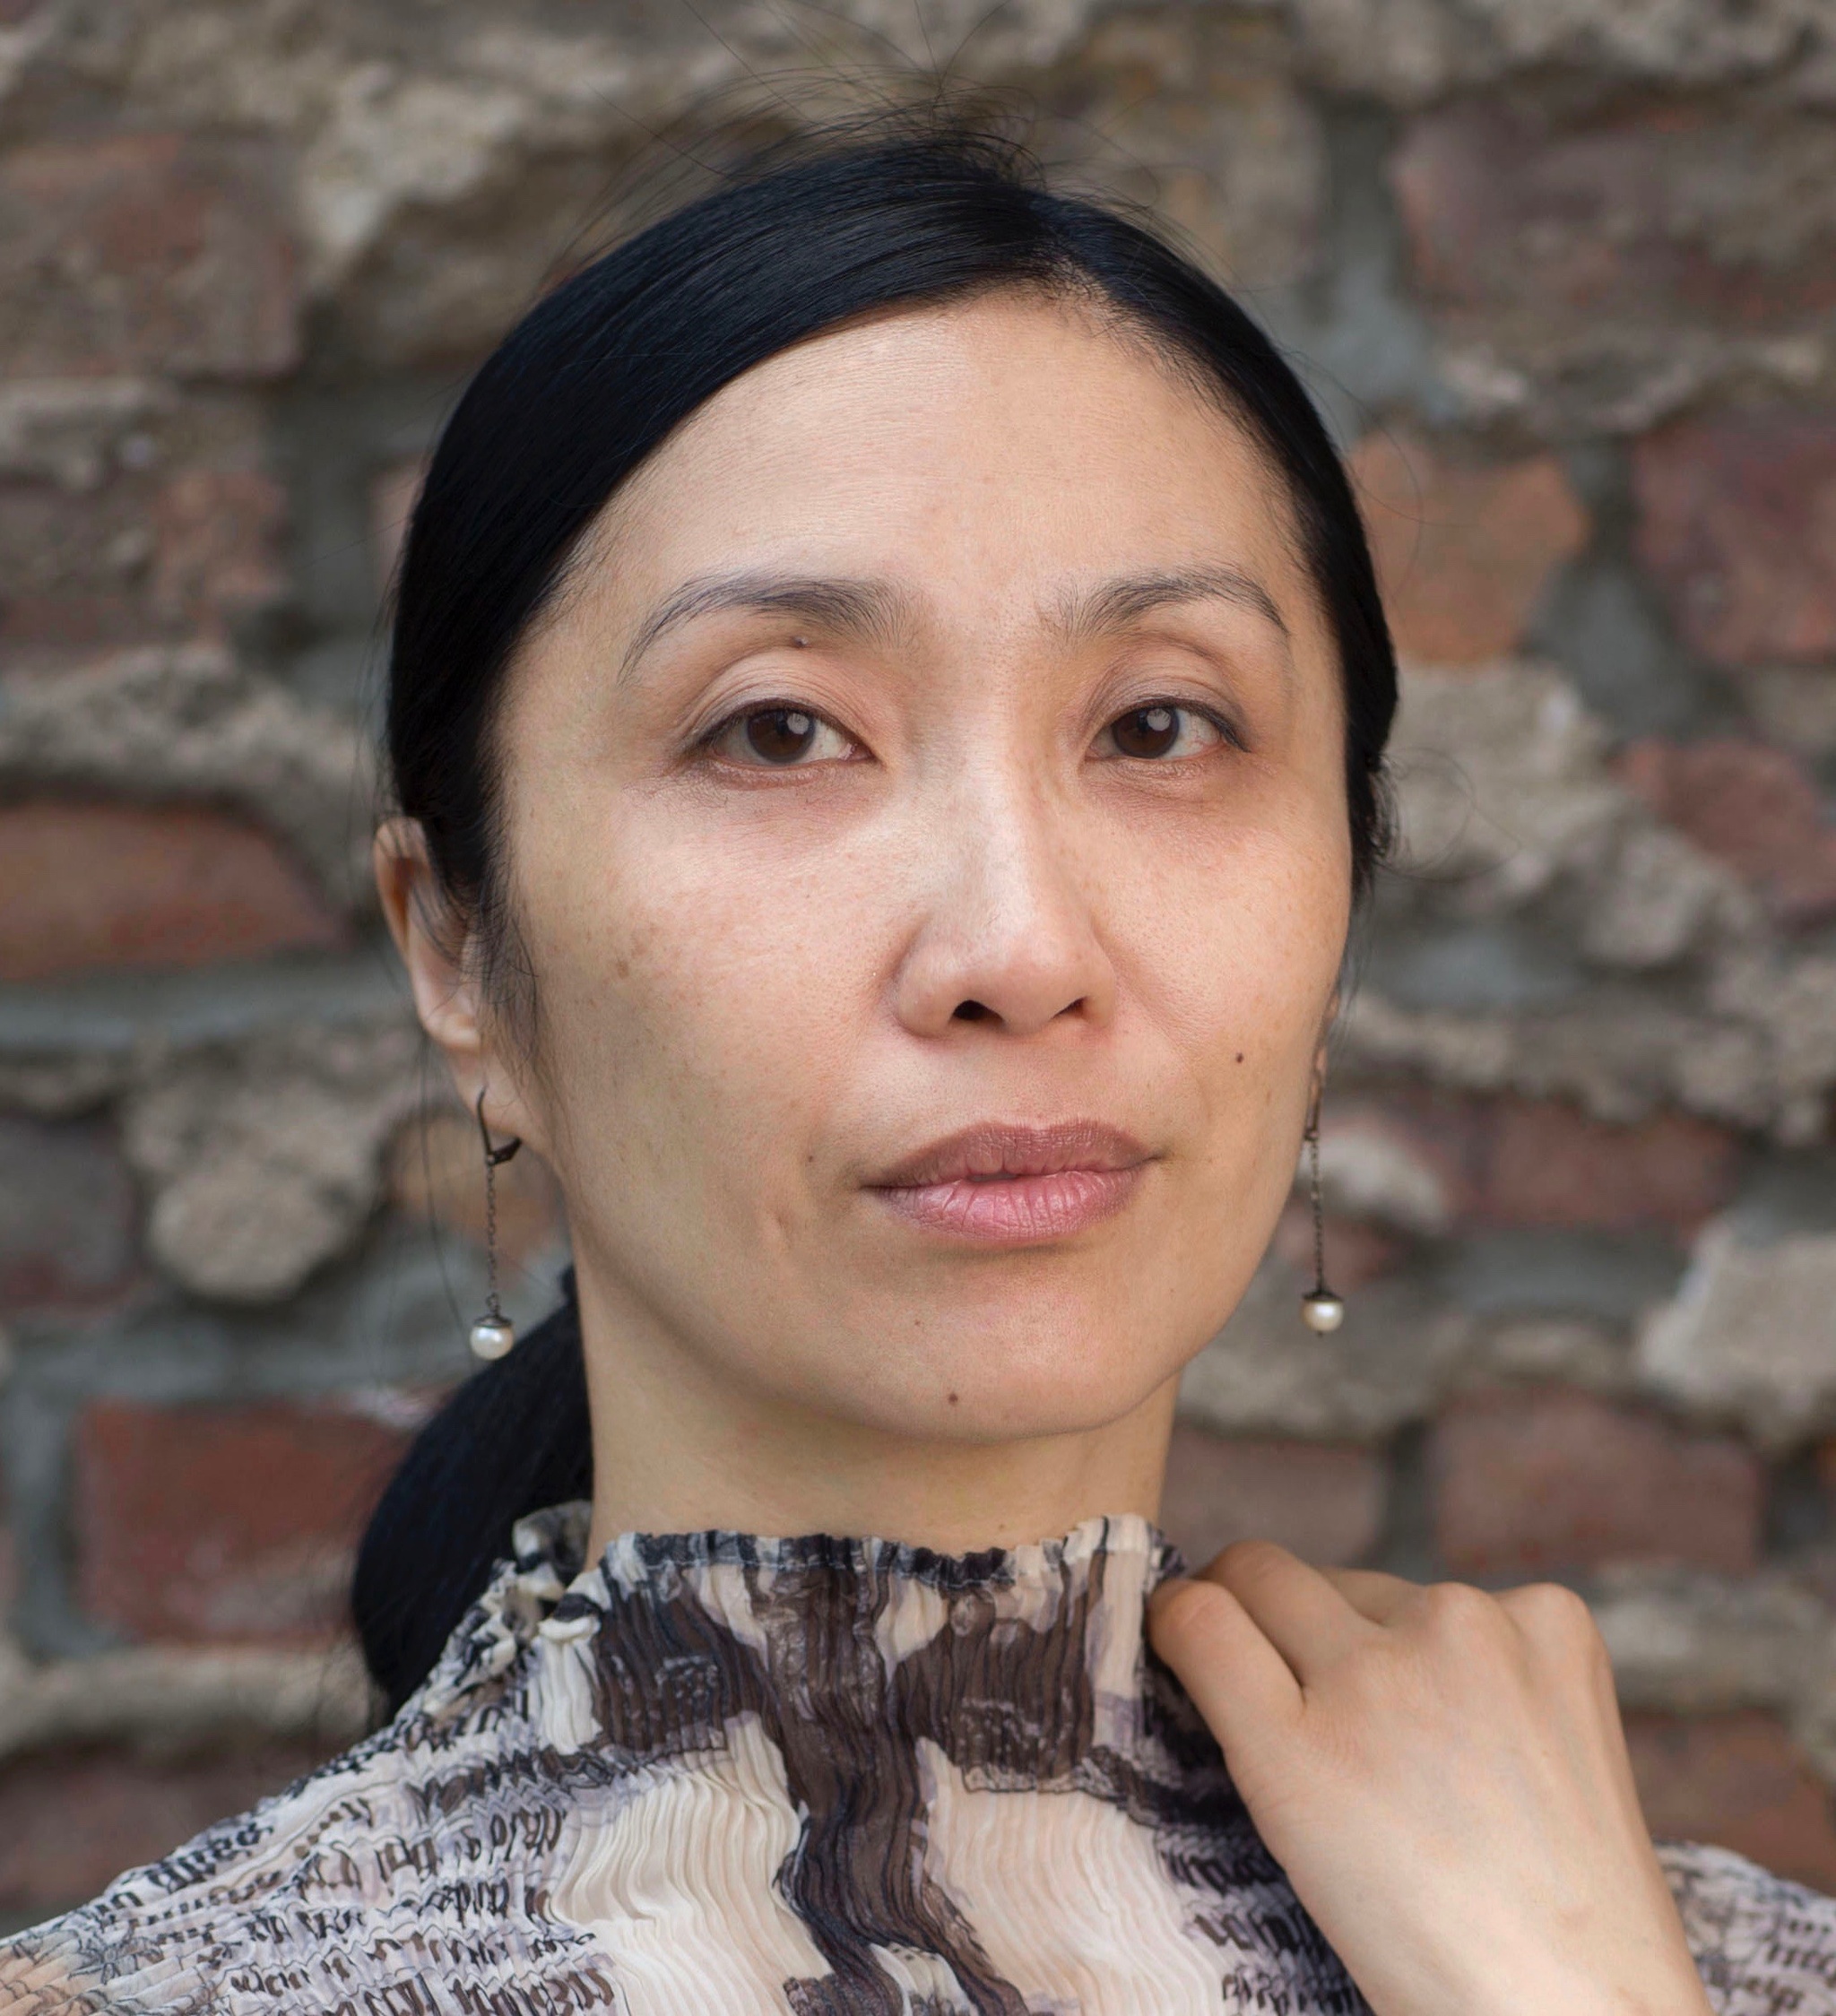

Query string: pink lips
[868,1120,1153,1245]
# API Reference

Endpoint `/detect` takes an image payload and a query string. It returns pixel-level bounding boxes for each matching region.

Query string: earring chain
[1308,1116,1327,1297]
[483,1144,502,1322]
[473,1087,522,1327]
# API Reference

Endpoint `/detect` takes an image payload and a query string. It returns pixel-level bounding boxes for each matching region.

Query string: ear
[373,819,534,1143]
[1317,982,1342,1064]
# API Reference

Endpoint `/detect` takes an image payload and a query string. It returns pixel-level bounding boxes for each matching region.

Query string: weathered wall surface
[2,0,1835,1919]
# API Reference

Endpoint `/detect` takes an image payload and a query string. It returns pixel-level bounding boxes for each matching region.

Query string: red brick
[0,461,287,652]
[1393,103,1836,338]
[149,468,288,636]
[0,1114,139,1315]
[386,1109,565,1274]
[0,1741,331,1914]
[1349,428,1588,664]
[0,799,345,982]
[1431,1387,1761,1579]
[1483,1099,1740,1233]
[1616,737,1836,927]
[1323,1089,1737,1236]
[0,480,160,652]
[1633,412,1836,669]
[0,134,299,379]
[1159,1426,1386,1570]
[74,1397,422,1644]
[1627,1712,1836,1895]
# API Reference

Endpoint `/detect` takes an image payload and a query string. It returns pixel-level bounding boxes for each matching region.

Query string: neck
[573,1260,1180,1565]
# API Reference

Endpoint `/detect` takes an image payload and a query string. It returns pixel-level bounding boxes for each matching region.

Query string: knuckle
[1505,1580,1606,1658]
[1421,1579,1501,1639]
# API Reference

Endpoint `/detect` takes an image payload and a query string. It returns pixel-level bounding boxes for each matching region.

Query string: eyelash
[695,695,1244,769]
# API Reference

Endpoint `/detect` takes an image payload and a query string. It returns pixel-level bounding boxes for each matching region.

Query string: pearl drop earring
[1299,1092,1345,1335]
[469,1086,523,1361]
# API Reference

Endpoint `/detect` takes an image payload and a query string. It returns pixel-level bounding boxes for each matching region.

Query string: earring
[469,1086,523,1361]
[1299,1088,1346,1335]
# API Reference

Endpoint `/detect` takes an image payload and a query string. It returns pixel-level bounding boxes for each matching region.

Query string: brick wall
[2,0,1834,1921]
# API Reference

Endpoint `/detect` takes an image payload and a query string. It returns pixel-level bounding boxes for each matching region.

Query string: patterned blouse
[4,1508,1834,2013]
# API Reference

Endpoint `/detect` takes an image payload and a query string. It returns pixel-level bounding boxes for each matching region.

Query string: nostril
[953,999,992,1022]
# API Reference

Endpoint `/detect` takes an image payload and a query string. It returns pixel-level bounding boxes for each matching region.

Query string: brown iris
[1110,705,1182,758]
[743,708,818,763]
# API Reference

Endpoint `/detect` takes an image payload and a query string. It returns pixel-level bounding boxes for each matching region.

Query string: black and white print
[4,1510,1832,2013]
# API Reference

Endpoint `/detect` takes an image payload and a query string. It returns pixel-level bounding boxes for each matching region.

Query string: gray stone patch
[1639,1221,1836,1448]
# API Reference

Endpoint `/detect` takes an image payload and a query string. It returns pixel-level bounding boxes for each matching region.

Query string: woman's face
[444,291,1350,1453]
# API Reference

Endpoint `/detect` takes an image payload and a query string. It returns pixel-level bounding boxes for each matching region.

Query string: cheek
[517,805,883,1166]
[1119,792,1349,1085]
[1132,818,1347,1302]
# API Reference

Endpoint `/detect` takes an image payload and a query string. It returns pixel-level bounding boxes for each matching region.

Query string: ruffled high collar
[426,1504,1190,1776]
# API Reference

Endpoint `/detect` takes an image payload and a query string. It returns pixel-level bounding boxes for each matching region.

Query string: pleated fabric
[3,1507,1832,2013]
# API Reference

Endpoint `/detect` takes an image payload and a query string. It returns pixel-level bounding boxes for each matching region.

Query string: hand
[1148,1544,1714,2016]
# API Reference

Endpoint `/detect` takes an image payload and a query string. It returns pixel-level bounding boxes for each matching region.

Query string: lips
[868,1120,1153,1245]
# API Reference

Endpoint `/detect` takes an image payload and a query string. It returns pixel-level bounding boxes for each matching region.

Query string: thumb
[1148,1574,1303,1760]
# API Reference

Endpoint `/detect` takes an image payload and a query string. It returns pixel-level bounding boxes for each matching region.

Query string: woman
[4,129,1831,2016]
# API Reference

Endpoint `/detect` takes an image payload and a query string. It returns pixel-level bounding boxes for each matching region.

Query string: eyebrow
[1055,564,1289,640]
[619,571,914,679]
[618,558,1289,681]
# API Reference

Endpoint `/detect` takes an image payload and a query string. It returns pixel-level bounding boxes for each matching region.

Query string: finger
[1316,1566,1420,1624]
[1148,1575,1303,1755]
[1195,1540,1372,1683]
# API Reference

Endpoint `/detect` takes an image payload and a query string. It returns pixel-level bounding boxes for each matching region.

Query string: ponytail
[351,1276,591,1714]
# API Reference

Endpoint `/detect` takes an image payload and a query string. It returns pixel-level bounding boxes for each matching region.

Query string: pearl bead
[1300,1291,1346,1335]
[470,1314,515,1360]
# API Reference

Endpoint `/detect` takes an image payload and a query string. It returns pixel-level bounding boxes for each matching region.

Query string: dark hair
[354,126,1398,1714]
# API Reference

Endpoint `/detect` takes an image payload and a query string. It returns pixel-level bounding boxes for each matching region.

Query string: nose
[888,770,1118,1041]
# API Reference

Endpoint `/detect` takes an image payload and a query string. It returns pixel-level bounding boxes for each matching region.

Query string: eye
[705,705,856,768]
[1097,703,1227,762]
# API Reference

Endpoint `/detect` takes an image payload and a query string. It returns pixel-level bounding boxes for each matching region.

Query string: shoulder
[1661,1840,1836,2011]
[0,1723,418,2013]
[0,1689,602,2015]
[0,1522,606,2013]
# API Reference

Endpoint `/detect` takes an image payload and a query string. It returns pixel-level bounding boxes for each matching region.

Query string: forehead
[578,290,1317,635]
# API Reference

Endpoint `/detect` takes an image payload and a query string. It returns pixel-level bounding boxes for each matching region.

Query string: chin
[829,1324,1179,1444]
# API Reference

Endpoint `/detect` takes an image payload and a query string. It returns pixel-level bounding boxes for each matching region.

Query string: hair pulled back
[355,126,1398,1715]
